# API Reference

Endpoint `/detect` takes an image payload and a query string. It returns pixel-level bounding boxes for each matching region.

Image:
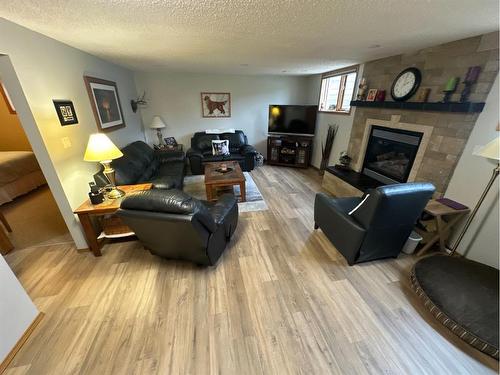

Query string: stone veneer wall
[347,32,499,195]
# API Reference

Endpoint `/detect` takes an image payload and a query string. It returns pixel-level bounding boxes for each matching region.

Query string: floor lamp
[450,135,500,255]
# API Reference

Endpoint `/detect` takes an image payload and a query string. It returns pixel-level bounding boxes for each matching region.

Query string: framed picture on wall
[201,92,231,118]
[0,81,16,114]
[53,100,78,126]
[83,76,126,131]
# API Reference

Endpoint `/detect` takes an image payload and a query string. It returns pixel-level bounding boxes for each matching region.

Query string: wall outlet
[61,137,72,149]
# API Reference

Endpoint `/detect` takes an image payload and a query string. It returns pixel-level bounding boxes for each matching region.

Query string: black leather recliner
[94,141,185,190]
[117,189,238,266]
[186,130,257,174]
[314,182,435,265]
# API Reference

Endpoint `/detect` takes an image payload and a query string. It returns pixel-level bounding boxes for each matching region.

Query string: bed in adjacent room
[0,151,46,206]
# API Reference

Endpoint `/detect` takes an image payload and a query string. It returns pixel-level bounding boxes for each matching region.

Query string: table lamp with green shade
[84,133,125,199]
[450,134,500,255]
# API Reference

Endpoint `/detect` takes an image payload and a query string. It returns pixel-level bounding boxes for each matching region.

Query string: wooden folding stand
[416,200,470,256]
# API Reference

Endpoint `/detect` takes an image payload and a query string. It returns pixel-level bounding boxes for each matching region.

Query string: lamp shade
[474,136,500,161]
[150,116,166,129]
[83,133,123,162]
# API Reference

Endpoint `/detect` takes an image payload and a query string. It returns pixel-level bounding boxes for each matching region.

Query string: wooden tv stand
[267,134,313,168]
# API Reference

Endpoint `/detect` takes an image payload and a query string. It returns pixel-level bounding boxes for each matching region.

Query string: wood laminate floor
[5,166,498,374]
[1,185,71,251]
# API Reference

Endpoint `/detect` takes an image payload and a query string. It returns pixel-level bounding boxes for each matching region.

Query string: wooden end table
[204,161,246,202]
[74,183,152,256]
[415,199,470,256]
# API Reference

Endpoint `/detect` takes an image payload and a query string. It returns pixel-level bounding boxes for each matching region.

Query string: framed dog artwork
[201,92,231,118]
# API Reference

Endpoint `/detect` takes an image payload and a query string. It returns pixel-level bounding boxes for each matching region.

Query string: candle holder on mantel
[441,77,459,103]
[460,66,481,103]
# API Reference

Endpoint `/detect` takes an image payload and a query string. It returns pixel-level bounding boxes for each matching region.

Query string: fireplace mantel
[350,100,485,113]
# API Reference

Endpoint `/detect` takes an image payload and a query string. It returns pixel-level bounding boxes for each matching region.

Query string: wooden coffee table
[74,183,152,256]
[204,161,246,202]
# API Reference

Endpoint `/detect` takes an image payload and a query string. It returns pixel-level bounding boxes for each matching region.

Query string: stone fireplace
[345,32,498,196]
[363,127,422,184]
[353,115,433,184]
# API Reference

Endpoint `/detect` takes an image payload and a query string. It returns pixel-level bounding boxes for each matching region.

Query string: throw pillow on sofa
[212,140,230,156]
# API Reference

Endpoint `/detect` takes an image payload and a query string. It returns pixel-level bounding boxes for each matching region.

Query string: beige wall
[0,255,38,364]
[306,64,364,169]
[0,83,31,151]
[134,71,310,156]
[0,19,145,248]
[445,75,499,268]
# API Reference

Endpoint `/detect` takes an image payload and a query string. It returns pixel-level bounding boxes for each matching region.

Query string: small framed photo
[201,92,231,118]
[416,88,431,102]
[53,100,78,126]
[366,89,378,102]
[164,137,178,146]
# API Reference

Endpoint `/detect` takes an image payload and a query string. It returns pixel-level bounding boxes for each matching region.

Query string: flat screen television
[268,105,317,136]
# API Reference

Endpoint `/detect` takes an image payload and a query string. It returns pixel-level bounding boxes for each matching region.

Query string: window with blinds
[318,67,358,114]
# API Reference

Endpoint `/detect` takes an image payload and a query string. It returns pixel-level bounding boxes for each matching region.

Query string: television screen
[268,105,317,136]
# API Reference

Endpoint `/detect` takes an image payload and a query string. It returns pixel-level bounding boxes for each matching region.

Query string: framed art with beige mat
[84,76,125,132]
[201,92,231,118]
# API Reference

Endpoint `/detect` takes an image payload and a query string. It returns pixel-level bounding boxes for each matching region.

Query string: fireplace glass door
[362,126,423,184]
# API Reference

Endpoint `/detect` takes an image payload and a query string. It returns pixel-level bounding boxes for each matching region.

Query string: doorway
[0,71,70,254]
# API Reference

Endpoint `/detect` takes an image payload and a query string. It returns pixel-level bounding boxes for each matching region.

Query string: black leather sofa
[314,182,435,265]
[186,130,257,174]
[117,189,238,265]
[95,141,185,190]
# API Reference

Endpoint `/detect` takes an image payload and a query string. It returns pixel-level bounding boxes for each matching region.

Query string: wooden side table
[415,199,470,256]
[74,183,151,256]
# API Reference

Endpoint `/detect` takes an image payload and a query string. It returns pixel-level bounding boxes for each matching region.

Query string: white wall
[305,65,364,168]
[445,75,499,269]
[0,19,145,248]
[0,255,38,363]
[134,72,310,155]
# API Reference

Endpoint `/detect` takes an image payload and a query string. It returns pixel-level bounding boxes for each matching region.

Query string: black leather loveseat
[95,141,185,190]
[314,182,435,265]
[186,130,257,174]
[117,189,238,265]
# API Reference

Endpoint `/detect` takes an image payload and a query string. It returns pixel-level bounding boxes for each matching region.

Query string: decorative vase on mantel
[460,66,481,103]
[441,77,459,103]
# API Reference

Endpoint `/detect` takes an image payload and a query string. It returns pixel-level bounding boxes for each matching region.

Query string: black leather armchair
[314,182,435,265]
[117,189,238,266]
[187,130,257,174]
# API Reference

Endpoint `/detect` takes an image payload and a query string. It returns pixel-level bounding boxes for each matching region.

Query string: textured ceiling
[1,0,498,75]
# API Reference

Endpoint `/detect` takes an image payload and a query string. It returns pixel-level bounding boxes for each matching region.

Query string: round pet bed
[411,254,499,359]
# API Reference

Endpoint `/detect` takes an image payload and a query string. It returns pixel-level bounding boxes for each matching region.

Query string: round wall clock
[390,67,422,101]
